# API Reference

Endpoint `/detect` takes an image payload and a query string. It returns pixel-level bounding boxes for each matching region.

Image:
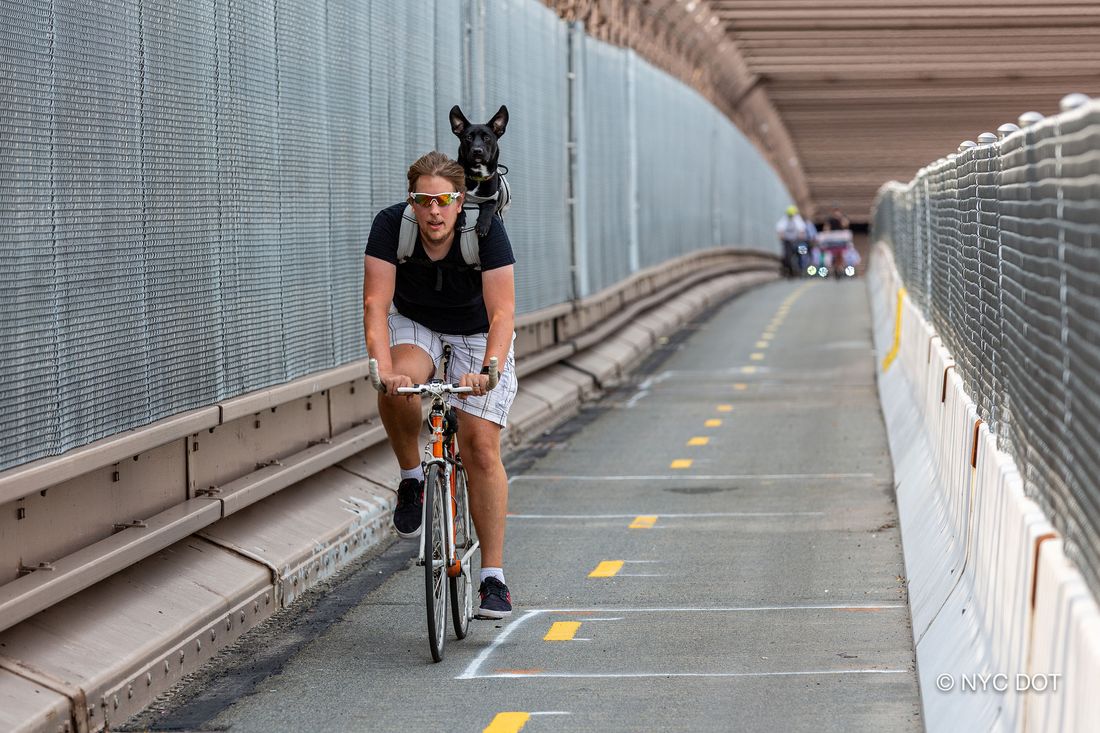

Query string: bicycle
[368,347,499,662]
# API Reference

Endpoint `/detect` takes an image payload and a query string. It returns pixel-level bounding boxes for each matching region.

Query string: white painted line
[509,473,877,483]
[527,604,906,613]
[457,606,905,680]
[457,610,544,680]
[624,389,649,409]
[507,512,825,519]
[477,669,910,679]
[567,617,623,621]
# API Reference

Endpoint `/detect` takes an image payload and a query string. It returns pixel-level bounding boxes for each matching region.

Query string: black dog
[449,104,510,237]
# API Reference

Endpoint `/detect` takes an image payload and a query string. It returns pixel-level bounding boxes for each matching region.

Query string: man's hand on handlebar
[380,371,416,398]
[457,372,491,400]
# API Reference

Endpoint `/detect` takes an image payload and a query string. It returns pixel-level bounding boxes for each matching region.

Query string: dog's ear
[488,105,509,138]
[449,105,470,137]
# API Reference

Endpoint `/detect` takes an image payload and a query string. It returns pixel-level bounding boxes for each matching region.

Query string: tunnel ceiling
[707,0,1100,221]
[546,1,1100,224]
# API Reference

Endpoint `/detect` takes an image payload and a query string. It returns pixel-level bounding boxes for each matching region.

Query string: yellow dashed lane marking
[762,332,774,340]
[670,459,693,469]
[750,353,765,361]
[756,341,769,349]
[717,404,733,412]
[545,622,582,641]
[741,366,758,374]
[484,712,531,733]
[630,515,658,529]
[733,383,747,391]
[589,560,624,577]
[688,436,709,446]
[705,419,722,427]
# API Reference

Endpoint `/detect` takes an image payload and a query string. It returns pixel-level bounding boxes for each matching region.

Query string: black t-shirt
[364,203,516,335]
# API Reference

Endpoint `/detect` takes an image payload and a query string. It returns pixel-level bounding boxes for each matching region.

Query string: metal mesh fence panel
[579,34,634,293]
[277,0,333,381]
[872,100,1100,601]
[142,0,224,417]
[482,0,572,313]
[52,0,150,452]
[0,0,790,472]
[0,1,60,461]
[326,2,372,366]
[216,0,284,398]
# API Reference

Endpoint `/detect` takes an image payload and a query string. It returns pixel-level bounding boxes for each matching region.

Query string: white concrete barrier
[868,243,1096,733]
[1027,539,1100,732]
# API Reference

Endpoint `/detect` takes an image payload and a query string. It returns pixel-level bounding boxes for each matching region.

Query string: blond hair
[407,151,465,192]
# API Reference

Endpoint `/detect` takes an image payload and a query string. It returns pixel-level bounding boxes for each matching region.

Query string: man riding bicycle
[363,151,518,619]
[776,205,809,278]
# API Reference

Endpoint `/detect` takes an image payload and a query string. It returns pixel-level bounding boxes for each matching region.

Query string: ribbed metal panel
[276,0,333,381]
[873,101,1100,602]
[53,0,150,453]
[0,1,59,465]
[326,2,371,365]
[483,0,572,313]
[217,0,284,397]
[434,2,467,156]
[580,34,632,293]
[142,0,222,417]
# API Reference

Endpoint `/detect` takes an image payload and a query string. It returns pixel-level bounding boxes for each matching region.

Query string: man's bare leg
[455,412,508,569]
[377,344,435,469]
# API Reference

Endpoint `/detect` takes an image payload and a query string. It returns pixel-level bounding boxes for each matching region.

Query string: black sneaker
[477,577,512,619]
[392,478,423,539]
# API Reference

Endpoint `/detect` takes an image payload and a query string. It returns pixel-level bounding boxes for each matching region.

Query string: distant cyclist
[776,205,808,278]
[362,151,518,619]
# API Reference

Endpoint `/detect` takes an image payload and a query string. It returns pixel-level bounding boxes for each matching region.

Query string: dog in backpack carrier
[449,104,511,238]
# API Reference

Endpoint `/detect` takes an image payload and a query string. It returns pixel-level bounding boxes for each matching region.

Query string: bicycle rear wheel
[424,464,447,662]
[450,464,474,639]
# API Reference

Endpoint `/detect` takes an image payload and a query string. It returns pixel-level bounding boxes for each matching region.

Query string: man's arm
[363,255,412,391]
[459,264,515,394]
[481,265,516,369]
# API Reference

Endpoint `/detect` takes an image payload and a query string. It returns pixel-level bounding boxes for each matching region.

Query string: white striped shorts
[387,311,518,427]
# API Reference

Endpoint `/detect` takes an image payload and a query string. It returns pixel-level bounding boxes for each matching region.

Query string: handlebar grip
[368,358,387,394]
[486,356,500,390]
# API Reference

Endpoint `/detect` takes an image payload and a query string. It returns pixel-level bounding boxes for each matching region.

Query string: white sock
[400,466,422,482]
[480,567,505,585]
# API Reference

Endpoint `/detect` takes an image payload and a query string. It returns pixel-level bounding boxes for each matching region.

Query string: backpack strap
[397,203,481,270]
[459,205,481,271]
[397,204,418,263]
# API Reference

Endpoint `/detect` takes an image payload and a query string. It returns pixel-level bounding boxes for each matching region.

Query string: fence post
[625,50,640,274]
[567,21,589,299]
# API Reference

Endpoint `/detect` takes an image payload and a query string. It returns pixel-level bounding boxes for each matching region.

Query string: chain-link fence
[0,0,791,471]
[872,98,1100,600]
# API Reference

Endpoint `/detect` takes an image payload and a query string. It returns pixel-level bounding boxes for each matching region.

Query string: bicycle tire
[424,464,447,662]
[450,464,474,639]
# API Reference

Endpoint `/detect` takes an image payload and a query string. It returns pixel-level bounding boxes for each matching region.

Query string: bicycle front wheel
[450,464,474,639]
[424,464,447,662]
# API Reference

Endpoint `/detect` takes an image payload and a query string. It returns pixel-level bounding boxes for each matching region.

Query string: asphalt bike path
[142,278,921,732]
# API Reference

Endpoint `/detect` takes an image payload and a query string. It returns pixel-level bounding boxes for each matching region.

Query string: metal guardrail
[0,249,778,633]
[871,92,1100,602]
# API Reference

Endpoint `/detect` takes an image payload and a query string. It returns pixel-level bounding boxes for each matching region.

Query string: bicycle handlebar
[368,356,499,394]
